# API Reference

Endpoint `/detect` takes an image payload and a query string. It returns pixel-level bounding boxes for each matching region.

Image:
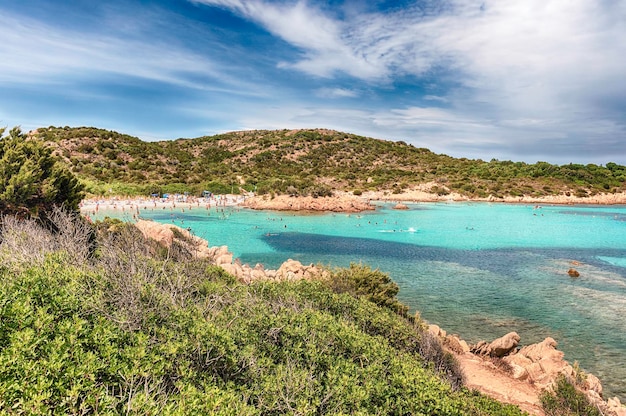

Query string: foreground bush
[540,374,602,416]
[0,215,526,415]
[0,127,84,218]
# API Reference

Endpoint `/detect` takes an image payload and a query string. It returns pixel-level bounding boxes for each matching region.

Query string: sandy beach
[80,194,247,218]
[80,188,626,218]
[359,189,626,205]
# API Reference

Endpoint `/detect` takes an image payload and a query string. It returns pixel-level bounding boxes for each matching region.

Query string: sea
[100,201,626,400]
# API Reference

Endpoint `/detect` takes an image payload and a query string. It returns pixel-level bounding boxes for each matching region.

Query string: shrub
[307,184,333,198]
[540,374,602,416]
[0,216,526,415]
[575,188,589,198]
[324,263,409,316]
[0,206,93,269]
[417,329,465,390]
[315,264,465,389]
[431,185,450,196]
[0,127,84,218]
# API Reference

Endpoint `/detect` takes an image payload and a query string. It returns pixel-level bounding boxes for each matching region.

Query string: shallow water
[102,202,626,400]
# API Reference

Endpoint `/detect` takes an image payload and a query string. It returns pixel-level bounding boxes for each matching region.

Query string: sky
[1,0,625,165]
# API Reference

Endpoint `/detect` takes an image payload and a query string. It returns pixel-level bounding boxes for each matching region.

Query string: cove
[107,201,626,400]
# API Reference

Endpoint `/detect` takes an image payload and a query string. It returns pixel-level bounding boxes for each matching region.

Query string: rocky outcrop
[393,203,409,210]
[429,324,471,354]
[243,195,374,212]
[502,337,570,386]
[445,334,471,354]
[502,337,626,415]
[471,332,520,357]
[428,324,447,338]
[135,219,216,259]
[135,220,327,284]
[462,333,626,416]
[220,258,327,283]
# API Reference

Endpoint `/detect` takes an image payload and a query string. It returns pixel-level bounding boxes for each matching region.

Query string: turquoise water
[101,202,626,400]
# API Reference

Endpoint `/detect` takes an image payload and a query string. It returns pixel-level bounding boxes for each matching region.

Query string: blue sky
[1,0,625,164]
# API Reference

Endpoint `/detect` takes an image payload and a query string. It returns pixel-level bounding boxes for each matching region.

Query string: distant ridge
[33,126,626,198]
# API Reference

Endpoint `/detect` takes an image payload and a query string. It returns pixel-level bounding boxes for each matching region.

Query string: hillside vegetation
[35,126,626,198]
[0,127,83,218]
[0,211,526,415]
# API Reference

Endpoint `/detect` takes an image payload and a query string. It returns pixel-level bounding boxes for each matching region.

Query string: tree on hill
[0,127,84,218]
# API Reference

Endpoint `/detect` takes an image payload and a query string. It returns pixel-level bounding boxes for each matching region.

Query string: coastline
[132,219,626,416]
[80,194,246,217]
[356,188,626,206]
[80,189,626,217]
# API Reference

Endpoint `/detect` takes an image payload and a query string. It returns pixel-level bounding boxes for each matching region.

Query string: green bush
[540,374,602,416]
[0,127,84,217]
[0,213,527,415]
[325,263,409,316]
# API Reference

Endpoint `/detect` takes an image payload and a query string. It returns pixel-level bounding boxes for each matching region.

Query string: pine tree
[0,127,84,217]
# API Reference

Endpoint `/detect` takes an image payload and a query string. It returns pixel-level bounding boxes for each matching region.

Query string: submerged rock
[568,268,580,277]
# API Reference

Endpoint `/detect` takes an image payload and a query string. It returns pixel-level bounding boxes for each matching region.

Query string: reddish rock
[428,324,446,338]
[489,332,521,357]
[445,335,470,354]
[503,337,572,389]
[243,195,374,212]
[568,268,580,277]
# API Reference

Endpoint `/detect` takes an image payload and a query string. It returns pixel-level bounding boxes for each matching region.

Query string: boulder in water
[568,268,580,278]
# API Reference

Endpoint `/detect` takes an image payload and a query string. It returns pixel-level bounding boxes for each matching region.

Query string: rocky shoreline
[134,219,625,416]
[134,220,328,283]
[242,194,375,212]
[80,187,626,219]
[237,188,626,213]
[430,326,626,416]
[359,185,626,206]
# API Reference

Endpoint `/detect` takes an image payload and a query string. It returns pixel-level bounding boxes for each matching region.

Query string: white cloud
[423,95,448,103]
[315,88,359,98]
[3,1,625,164]
[190,0,626,163]
[0,9,262,96]
[191,0,387,79]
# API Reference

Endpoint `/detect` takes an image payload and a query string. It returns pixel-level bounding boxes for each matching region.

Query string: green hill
[34,126,626,198]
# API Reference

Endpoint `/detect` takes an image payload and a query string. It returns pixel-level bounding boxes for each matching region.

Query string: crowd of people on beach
[80,194,248,220]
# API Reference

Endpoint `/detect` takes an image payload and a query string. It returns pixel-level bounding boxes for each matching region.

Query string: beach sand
[80,195,247,218]
[80,188,626,219]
